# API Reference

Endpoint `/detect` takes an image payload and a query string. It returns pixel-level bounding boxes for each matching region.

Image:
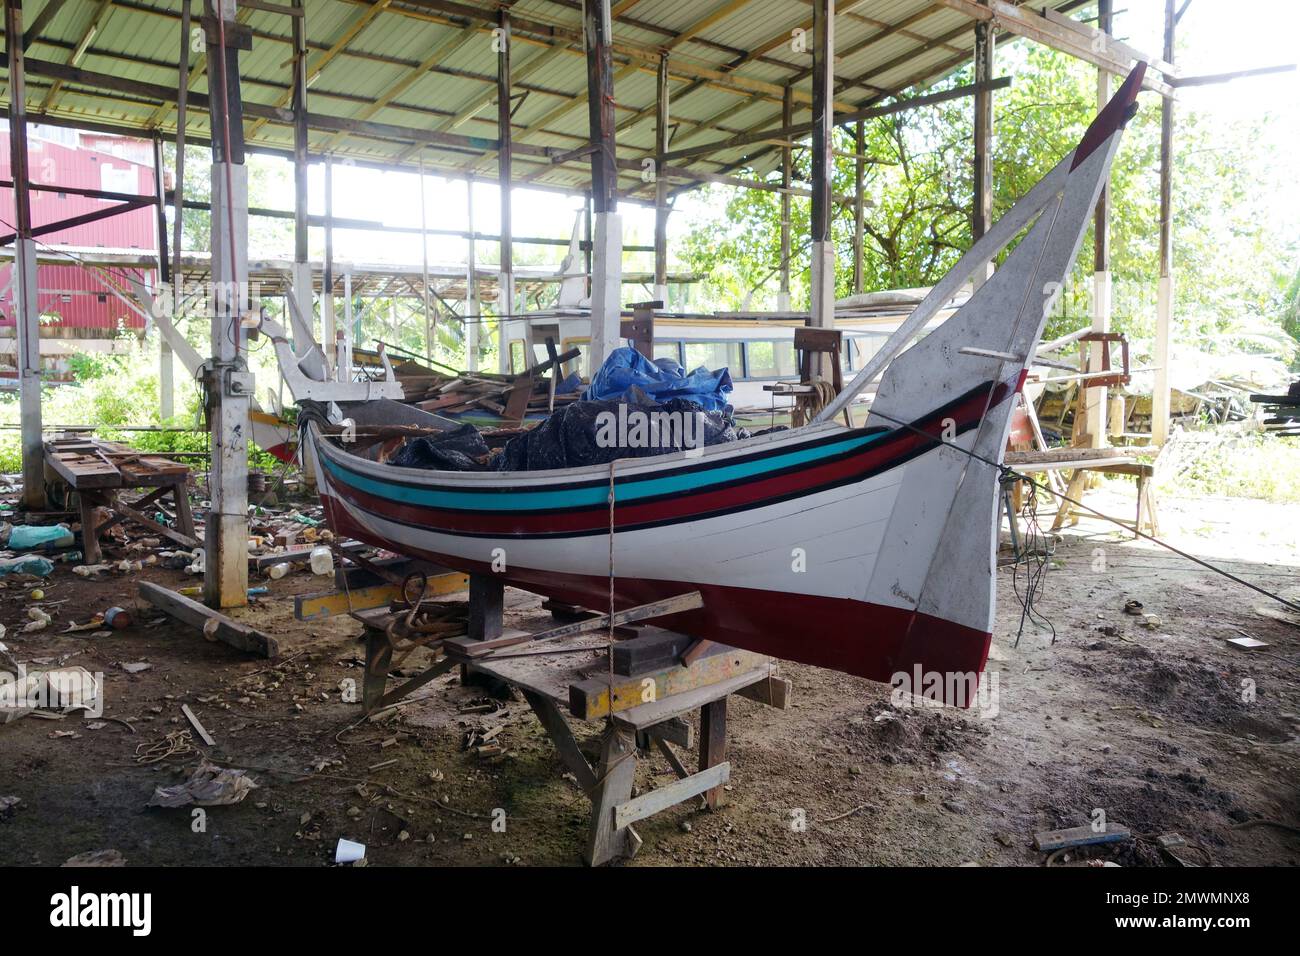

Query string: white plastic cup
[334,838,366,864]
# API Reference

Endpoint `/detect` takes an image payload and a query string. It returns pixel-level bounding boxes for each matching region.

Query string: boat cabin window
[744,340,797,379]
[509,339,527,374]
[683,341,742,374]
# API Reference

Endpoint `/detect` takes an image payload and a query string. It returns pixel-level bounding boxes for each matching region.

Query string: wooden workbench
[44,436,197,563]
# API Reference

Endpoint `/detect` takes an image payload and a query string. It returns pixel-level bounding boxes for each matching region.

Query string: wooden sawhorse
[359,573,791,866]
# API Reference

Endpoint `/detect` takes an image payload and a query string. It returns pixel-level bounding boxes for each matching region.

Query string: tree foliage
[678,43,1298,362]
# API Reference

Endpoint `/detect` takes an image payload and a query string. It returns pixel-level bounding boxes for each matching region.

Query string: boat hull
[306,382,1006,700]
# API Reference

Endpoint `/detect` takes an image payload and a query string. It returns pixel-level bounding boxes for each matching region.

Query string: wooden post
[6,0,45,510]
[203,0,249,609]
[497,8,514,373]
[971,9,994,289]
[152,133,174,420]
[290,0,312,355]
[653,52,670,304]
[584,0,622,372]
[468,573,505,643]
[323,154,336,372]
[852,119,864,296]
[172,0,190,311]
[778,85,792,312]
[1086,0,1113,448]
[465,174,478,371]
[418,152,432,365]
[699,697,727,809]
[1152,0,1175,446]
[809,0,835,356]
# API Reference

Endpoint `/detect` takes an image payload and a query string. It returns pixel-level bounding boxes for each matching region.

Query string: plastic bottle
[267,562,291,580]
[309,546,334,576]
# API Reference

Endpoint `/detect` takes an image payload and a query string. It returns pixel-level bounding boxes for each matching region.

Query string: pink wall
[1,131,159,333]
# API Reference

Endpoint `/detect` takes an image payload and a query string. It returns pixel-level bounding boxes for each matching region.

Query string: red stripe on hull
[323,494,992,706]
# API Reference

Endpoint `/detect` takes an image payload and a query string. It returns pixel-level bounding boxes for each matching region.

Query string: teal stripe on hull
[320,429,887,513]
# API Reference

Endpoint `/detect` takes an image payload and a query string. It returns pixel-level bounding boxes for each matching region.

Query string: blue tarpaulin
[582,347,733,412]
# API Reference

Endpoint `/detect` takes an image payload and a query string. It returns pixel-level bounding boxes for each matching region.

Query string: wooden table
[44,437,198,563]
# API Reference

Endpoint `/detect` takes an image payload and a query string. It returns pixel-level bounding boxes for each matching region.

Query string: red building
[1,125,160,379]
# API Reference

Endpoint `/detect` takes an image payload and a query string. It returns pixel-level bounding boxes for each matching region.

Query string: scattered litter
[1226,635,1270,651]
[104,607,133,629]
[120,662,153,674]
[181,703,216,746]
[22,607,52,633]
[1033,823,1131,852]
[147,758,258,808]
[6,524,75,550]
[73,564,113,579]
[1122,600,1144,616]
[0,555,55,578]
[334,838,366,864]
[0,795,21,818]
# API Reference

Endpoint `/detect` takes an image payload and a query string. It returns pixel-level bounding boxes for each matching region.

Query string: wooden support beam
[6,0,45,510]
[497,7,514,350]
[203,0,249,610]
[139,581,279,658]
[613,762,729,829]
[852,119,864,295]
[37,0,113,113]
[246,0,392,138]
[1152,0,1175,446]
[20,0,65,51]
[699,697,727,809]
[572,646,766,721]
[652,51,669,303]
[455,591,704,659]
[1086,0,1113,449]
[971,12,994,243]
[936,0,1177,97]
[585,0,621,371]
[778,85,792,311]
[809,0,835,344]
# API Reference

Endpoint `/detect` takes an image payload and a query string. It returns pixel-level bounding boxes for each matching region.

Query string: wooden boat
[286,66,1146,704]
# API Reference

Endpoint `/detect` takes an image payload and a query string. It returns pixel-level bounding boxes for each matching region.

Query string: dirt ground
[1,484,1297,867]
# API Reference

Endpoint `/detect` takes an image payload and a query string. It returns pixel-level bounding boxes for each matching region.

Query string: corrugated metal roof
[1,0,1090,198]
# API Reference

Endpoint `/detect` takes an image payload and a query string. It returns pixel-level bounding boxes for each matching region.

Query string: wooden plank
[294,571,468,620]
[570,647,768,721]
[468,573,504,642]
[699,697,727,809]
[608,667,768,731]
[458,590,703,657]
[522,689,597,792]
[110,499,199,550]
[585,725,638,867]
[138,581,279,658]
[1034,823,1130,852]
[734,674,792,709]
[180,704,215,746]
[644,715,692,749]
[613,762,730,829]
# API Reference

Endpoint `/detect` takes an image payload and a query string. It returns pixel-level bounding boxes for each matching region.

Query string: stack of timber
[392,349,584,422]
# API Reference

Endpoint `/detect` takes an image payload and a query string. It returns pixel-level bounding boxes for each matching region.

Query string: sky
[248,1,1299,283]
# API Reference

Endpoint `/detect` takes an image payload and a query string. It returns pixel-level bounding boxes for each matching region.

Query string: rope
[606,458,617,727]
[791,379,837,428]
